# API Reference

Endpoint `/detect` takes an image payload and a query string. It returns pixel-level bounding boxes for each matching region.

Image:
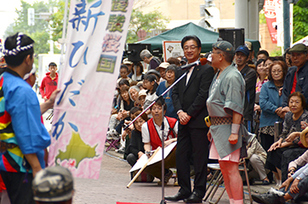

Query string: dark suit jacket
[240,65,257,121]
[172,64,214,128]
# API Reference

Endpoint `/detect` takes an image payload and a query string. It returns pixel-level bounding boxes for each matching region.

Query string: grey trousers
[249,154,267,180]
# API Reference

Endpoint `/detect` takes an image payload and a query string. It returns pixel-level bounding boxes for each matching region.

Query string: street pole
[283,0,290,51]
[59,0,69,81]
[235,0,248,39]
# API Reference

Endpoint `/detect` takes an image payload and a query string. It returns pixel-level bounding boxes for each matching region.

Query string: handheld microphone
[180,58,208,70]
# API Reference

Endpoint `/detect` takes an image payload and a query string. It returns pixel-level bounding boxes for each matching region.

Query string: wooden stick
[243,161,253,204]
[126,147,161,188]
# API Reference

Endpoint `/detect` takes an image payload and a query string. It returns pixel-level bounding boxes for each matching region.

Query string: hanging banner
[48,0,134,179]
[263,0,278,44]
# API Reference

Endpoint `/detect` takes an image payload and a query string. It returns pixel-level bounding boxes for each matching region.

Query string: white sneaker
[106,131,113,140]
[115,146,125,153]
[275,180,282,188]
[268,187,285,197]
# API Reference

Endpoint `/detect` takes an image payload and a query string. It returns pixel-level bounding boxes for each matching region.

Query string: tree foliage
[126,8,169,43]
[4,0,60,54]
[259,10,266,24]
[293,0,308,42]
[50,0,68,42]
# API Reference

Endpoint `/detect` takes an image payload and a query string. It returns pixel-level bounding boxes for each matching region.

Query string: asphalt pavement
[71,147,280,204]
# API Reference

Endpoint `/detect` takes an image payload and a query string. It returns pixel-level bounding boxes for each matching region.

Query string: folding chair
[105,138,120,152]
[204,162,253,204]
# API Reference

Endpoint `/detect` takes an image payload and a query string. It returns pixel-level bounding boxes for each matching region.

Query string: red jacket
[40,72,58,100]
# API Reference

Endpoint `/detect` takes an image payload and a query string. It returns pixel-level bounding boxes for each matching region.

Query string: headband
[0,33,34,56]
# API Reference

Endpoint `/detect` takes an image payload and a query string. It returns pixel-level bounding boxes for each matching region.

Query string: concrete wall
[133,0,205,20]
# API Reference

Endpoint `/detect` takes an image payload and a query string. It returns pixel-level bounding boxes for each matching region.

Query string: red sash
[147,117,177,150]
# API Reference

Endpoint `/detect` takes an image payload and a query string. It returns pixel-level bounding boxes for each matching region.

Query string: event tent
[137,22,260,55]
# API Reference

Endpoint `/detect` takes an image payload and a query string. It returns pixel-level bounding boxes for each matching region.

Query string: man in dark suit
[165,35,214,203]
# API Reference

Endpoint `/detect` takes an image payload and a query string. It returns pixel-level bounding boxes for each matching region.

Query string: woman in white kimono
[207,41,246,204]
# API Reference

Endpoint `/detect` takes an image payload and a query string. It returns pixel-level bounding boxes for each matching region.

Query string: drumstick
[126,147,161,188]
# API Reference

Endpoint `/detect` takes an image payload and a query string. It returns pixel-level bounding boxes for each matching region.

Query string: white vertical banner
[48,0,134,179]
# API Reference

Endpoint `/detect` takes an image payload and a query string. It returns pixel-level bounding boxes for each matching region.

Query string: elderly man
[139,49,161,70]
[165,35,214,203]
[282,43,308,114]
[207,41,246,204]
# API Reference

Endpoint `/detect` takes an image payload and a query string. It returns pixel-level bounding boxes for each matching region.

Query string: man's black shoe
[252,193,285,204]
[183,192,203,203]
[164,192,190,201]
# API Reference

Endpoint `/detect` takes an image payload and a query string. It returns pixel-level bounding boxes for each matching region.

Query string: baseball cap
[138,89,147,98]
[32,166,74,202]
[300,127,308,148]
[245,41,253,51]
[123,58,133,65]
[235,45,250,57]
[289,43,308,53]
[156,62,170,70]
[212,41,235,54]
[146,69,161,79]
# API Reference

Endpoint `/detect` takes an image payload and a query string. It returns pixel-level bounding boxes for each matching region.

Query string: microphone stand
[160,105,166,204]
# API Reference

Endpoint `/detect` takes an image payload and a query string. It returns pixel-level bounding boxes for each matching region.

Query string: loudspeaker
[218,28,245,50]
[127,44,151,62]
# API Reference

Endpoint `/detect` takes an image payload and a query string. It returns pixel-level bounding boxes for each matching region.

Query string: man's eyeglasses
[183,45,198,51]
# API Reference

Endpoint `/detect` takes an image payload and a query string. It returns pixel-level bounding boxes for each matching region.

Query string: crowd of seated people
[250,43,308,203]
[106,43,308,199]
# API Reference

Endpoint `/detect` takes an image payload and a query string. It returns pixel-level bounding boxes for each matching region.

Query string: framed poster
[163,41,184,62]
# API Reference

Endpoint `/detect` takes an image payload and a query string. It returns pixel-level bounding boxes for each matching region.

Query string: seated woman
[252,127,308,204]
[143,74,158,117]
[128,85,140,103]
[126,107,148,167]
[107,86,134,140]
[267,92,308,185]
[287,128,308,178]
[141,98,178,185]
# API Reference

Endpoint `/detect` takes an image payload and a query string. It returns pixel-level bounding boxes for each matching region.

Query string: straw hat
[300,127,308,148]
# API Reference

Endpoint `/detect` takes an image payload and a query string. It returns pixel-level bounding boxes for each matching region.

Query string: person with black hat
[235,45,257,133]
[281,43,308,115]
[206,40,246,204]
[32,166,74,204]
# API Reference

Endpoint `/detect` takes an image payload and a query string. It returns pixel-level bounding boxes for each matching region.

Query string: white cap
[123,58,133,65]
